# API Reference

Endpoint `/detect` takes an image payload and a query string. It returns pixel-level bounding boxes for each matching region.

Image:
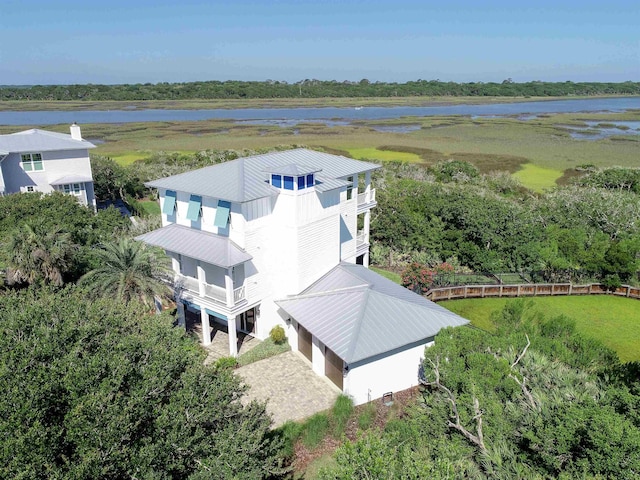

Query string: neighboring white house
[137,148,468,405]
[0,124,96,208]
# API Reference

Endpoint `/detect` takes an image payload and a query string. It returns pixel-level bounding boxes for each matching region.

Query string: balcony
[356,188,376,213]
[176,274,246,307]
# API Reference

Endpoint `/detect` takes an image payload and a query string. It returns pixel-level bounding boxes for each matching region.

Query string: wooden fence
[425,283,640,302]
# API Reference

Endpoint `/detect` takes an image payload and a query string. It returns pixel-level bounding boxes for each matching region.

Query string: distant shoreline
[1,94,638,112]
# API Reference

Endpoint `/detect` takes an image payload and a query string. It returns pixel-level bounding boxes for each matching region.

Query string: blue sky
[1,0,638,85]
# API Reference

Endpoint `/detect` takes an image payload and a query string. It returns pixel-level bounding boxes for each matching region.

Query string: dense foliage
[320,300,640,479]
[2,80,639,101]
[0,287,287,479]
[371,164,640,283]
[0,192,130,282]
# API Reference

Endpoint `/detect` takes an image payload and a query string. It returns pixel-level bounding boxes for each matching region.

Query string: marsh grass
[331,395,354,438]
[441,296,640,362]
[302,414,330,449]
[513,163,564,192]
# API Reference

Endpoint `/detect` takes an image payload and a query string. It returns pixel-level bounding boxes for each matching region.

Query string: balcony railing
[357,188,376,207]
[356,230,367,247]
[176,274,246,305]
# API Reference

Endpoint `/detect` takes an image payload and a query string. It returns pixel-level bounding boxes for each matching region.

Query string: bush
[213,356,237,371]
[332,395,354,437]
[302,413,330,448]
[270,325,287,344]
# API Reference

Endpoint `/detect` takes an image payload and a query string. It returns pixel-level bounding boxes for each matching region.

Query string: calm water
[1,96,639,126]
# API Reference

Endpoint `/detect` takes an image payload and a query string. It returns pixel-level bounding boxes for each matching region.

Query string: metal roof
[0,129,95,153]
[276,263,469,364]
[135,224,252,268]
[49,174,94,185]
[146,148,380,203]
[262,163,322,175]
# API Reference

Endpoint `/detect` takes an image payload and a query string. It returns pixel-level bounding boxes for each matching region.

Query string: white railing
[204,283,227,303]
[356,230,366,246]
[234,285,246,302]
[177,274,199,293]
[357,188,376,206]
[176,274,245,305]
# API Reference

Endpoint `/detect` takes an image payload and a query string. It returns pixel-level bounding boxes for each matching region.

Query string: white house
[137,148,468,405]
[0,124,96,208]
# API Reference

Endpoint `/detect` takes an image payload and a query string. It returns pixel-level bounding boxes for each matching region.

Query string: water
[1,96,639,126]
[562,120,640,140]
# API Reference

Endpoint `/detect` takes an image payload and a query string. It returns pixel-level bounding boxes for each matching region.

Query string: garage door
[298,324,312,362]
[325,347,344,390]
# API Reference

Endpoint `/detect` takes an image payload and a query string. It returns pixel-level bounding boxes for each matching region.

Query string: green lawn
[513,163,564,192]
[370,266,402,284]
[138,200,161,216]
[346,147,422,163]
[440,296,640,362]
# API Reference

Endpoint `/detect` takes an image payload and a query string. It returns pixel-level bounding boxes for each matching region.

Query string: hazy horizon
[2,0,638,85]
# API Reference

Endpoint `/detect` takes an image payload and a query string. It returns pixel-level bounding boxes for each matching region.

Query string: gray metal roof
[49,174,94,185]
[146,148,380,203]
[276,263,469,364]
[135,224,252,268]
[262,163,322,175]
[0,129,95,153]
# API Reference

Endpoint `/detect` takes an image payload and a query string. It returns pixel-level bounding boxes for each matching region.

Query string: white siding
[339,198,357,261]
[343,341,433,406]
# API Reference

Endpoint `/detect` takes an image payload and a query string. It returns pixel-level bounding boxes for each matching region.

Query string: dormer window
[266,164,320,193]
[283,176,294,190]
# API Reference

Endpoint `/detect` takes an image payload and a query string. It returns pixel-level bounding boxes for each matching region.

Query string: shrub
[302,413,330,448]
[270,325,287,344]
[213,356,237,371]
[332,395,354,437]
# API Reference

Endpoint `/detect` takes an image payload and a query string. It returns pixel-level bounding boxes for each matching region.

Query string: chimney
[70,122,82,141]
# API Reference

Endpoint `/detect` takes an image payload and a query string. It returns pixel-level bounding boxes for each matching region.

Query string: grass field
[440,296,640,362]
[513,163,564,192]
[3,98,637,190]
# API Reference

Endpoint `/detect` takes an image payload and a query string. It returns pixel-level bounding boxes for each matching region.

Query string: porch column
[201,309,211,346]
[225,268,234,307]
[197,263,206,297]
[171,255,181,275]
[364,210,371,243]
[228,316,238,357]
[363,251,370,268]
[364,171,371,202]
[176,302,186,329]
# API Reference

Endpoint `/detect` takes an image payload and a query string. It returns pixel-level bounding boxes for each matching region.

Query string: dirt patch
[556,167,587,186]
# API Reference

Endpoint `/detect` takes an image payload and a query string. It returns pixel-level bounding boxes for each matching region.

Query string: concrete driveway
[236,351,340,427]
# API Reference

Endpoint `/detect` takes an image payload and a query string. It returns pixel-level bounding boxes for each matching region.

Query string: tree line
[2,79,639,101]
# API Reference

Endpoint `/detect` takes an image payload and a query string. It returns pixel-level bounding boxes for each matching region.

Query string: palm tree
[4,222,77,287]
[79,238,172,308]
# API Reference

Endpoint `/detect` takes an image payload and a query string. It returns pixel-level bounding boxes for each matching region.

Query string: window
[162,190,177,215]
[271,174,282,188]
[284,176,294,190]
[62,183,82,195]
[214,200,231,228]
[297,176,305,190]
[186,194,202,221]
[306,174,314,187]
[347,176,354,200]
[21,153,43,172]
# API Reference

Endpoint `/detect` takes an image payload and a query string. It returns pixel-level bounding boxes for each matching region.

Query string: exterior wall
[339,195,357,261]
[0,149,94,206]
[343,339,434,406]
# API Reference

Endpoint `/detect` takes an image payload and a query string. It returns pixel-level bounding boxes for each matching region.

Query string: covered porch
[179,302,258,358]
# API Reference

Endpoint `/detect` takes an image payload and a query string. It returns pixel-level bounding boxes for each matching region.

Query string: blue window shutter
[306,174,314,186]
[162,190,176,214]
[214,200,231,228]
[284,176,294,190]
[186,195,202,221]
[272,174,281,188]
[297,176,305,190]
